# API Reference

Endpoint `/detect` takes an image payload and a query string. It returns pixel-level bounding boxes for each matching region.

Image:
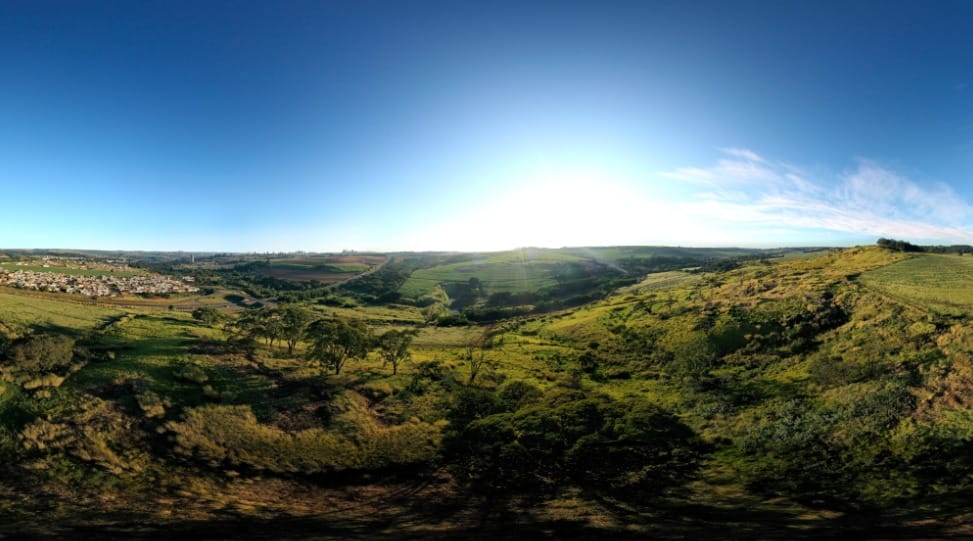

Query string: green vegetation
[861,253,973,314]
[399,249,574,298]
[0,291,125,328]
[7,244,973,537]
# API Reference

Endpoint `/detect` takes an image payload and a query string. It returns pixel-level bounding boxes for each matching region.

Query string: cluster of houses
[0,269,199,297]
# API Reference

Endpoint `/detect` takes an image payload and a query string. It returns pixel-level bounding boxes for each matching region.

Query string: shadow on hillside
[4,495,966,541]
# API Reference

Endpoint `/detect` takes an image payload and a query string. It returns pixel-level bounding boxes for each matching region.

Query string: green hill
[5,245,973,537]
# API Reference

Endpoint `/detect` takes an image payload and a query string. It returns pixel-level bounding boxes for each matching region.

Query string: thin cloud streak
[720,147,766,163]
[666,149,973,244]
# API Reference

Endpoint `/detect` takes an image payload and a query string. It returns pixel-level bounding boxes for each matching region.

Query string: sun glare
[399,170,747,251]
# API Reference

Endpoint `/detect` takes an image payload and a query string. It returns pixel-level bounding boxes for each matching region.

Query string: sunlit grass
[0,290,126,331]
[861,253,973,314]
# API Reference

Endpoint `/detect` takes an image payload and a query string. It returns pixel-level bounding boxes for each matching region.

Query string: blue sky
[2,0,973,251]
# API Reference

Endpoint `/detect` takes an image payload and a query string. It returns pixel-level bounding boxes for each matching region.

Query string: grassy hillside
[0,291,126,329]
[248,255,384,282]
[399,246,771,300]
[861,253,973,314]
[399,249,576,298]
[6,245,973,538]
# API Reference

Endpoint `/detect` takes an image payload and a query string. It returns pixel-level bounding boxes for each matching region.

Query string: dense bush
[4,334,76,375]
[449,390,705,498]
[167,400,443,474]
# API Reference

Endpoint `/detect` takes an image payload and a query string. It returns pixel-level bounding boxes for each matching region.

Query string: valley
[1,243,972,538]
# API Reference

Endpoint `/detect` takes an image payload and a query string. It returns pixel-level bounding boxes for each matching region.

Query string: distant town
[0,259,198,297]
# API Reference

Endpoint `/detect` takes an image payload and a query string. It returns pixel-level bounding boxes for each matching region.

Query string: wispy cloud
[720,147,766,163]
[664,150,973,244]
[665,147,781,186]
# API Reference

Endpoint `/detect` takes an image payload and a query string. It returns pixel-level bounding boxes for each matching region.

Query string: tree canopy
[306,318,372,375]
[376,328,418,375]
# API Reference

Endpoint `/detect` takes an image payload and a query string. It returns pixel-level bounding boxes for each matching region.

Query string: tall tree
[376,329,418,375]
[306,319,371,375]
[279,305,313,355]
[229,310,264,344]
[191,306,224,326]
[258,308,286,347]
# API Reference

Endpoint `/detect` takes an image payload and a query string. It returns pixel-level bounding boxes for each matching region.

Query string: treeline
[199,305,418,375]
[877,238,973,254]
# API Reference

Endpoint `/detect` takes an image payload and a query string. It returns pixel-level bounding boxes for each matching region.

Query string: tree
[452,392,704,500]
[191,307,224,326]
[278,305,313,355]
[229,310,265,344]
[232,307,287,348]
[306,319,371,375]
[876,238,922,253]
[258,308,286,348]
[463,329,494,385]
[5,333,75,374]
[376,329,418,375]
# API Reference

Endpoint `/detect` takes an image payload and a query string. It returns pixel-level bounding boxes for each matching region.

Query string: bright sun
[401,172,689,251]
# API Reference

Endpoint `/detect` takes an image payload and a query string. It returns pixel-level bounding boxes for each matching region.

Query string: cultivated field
[250,255,385,283]
[860,253,973,314]
[399,249,589,298]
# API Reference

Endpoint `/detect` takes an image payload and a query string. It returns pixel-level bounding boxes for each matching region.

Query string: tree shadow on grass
[25,321,87,339]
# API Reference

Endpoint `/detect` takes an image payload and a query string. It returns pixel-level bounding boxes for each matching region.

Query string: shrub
[5,333,76,375]
[136,391,167,418]
[174,362,209,385]
[167,403,443,474]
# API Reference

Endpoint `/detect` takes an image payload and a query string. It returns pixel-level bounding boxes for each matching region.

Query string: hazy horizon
[0,242,848,255]
[4,1,973,252]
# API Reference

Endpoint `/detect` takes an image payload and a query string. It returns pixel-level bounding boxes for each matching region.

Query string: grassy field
[310,302,425,324]
[398,246,774,300]
[0,290,127,330]
[249,255,385,283]
[399,248,587,298]
[860,253,973,314]
[617,270,702,294]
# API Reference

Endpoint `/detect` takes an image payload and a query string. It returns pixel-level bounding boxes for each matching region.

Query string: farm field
[247,255,386,283]
[859,253,973,314]
[398,248,583,298]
